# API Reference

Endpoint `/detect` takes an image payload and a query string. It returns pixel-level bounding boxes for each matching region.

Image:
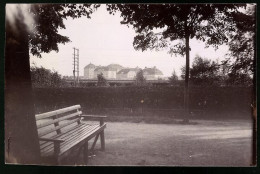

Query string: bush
[31,66,66,88]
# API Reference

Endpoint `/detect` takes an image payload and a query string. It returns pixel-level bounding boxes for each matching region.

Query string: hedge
[33,86,253,118]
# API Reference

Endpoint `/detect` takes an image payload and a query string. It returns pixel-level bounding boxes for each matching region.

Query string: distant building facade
[83,63,164,80]
[143,66,164,80]
[117,67,141,80]
[84,63,96,79]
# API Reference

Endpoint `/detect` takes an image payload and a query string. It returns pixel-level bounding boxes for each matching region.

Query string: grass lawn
[61,118,253,166]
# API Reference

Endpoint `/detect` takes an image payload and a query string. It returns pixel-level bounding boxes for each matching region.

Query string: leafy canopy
[107,4,246,55]
[225,4,256,75]
[189,56,220,86]
[29,4,100,57]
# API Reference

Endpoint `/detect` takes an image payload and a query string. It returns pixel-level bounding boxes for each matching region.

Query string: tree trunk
[251,32,256,166]
[5,17,40,164]
[183,21,190,123]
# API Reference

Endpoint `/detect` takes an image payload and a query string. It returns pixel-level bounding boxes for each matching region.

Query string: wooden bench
[35,105,106,164]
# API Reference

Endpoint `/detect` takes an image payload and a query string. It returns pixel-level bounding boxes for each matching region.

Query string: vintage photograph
[5,3,256,166]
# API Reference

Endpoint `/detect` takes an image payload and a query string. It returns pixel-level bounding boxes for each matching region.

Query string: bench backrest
[35,105,82,138]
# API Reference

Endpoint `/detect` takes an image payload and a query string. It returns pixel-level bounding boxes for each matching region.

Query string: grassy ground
[61,118,253,166]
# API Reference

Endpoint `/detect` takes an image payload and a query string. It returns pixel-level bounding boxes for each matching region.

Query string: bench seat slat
[37,111,82,129]
[60,124,106,156]
[36,105,81,120]
[39,123,86,149]
[40,124,98,153]
[41,124,99,155]
[41,124,102,157]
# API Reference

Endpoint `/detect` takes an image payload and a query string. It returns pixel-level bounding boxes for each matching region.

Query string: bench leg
[100,130,105,151]
[83,141,89,164]
[90,134,100,151]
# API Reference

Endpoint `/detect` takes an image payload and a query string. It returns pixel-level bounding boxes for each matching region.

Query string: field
[61,119,253,166]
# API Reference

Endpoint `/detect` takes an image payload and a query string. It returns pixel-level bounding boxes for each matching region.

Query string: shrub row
[33,86,253,118]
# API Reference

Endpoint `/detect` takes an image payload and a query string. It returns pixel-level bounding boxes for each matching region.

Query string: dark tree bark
[5,17,40,164]
[251,28,256,166]
[184,18,190,123]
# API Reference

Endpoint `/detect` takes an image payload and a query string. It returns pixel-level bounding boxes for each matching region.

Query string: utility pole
[73,47,79,87]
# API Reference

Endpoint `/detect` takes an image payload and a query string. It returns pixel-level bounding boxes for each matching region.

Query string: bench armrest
[39,137,64,143]
[81,115,106,125]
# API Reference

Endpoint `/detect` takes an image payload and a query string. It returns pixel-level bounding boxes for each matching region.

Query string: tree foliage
[135,70,146,86]
[107,4,245,54]
[226,72,252,86]
[30,66,66,88]
[181,56,252,86]
[168,70,178,84]
[225,4,256,75]
[189,56,220,86]
[29,4,100,57]
[97,73,108,86]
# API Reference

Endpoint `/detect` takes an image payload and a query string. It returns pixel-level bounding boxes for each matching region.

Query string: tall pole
[73,47,79,87]
[73,47,76,87]
[77,49,79,84]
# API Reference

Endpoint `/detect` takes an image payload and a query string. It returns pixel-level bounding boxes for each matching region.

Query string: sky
[30,4,230,77]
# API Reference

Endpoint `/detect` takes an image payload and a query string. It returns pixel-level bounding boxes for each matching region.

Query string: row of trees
[169,56,252,86]
[30,67,148,88]
[31,62,252,88]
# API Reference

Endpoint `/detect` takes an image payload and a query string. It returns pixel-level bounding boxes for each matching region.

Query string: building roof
[84,63,96,69]
[94,66,117,72]
[94,66,106,72]
[117,68,140,75]
[117,69,131,74]
[107,64,124,70]
[143,67,163,75]
[105,67,117,71]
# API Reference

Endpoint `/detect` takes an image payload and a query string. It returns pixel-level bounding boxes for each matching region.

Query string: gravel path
[63,119,253,166]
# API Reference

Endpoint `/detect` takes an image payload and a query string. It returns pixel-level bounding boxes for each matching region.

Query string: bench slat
[38,118,81,137]
[60,124,106,155]
[41,124,100,156]
[40,124,97,153]
[40,123,86,149]
[60,125,99,149]
[36,105,81,120]
[37,111,82,129]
